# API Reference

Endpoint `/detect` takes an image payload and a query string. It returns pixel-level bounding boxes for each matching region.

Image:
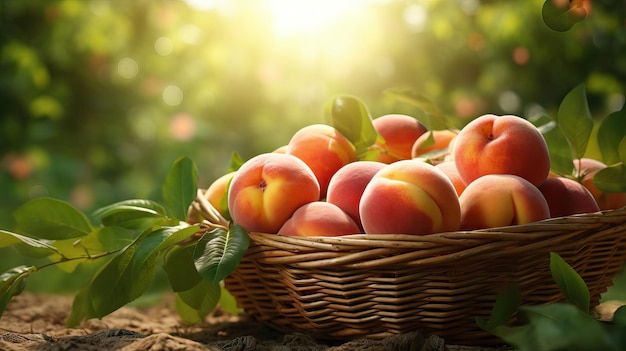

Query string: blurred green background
[1,0,625,296]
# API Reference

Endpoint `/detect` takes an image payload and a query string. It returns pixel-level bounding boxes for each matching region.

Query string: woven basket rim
[244,206,626,243]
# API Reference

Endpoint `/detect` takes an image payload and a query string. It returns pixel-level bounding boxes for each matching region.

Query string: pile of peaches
[201,114,626,237]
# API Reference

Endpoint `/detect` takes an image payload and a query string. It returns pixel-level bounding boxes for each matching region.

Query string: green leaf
[597,106,626,165]
[50,226,132,273]
[66,288,96,327]
[542,0,587,32]
[476,284,522,331]
[490,304,610,351]
[76,226,134,253]
[0,229,60,257]
[557,84,593,159]
[613,306,626,327]
[529,114,574,176]
[384,87,446,130]
[0,266,36,316]
[194,224,249,285]
[163,156,198,222]
[68,224,199,322]
[174,279,221,324]
[95,205,168,229]
[550,252,590,312]
[218,284,240,315]
[229,151,245,172]
[164,244,202,292]
[13,198,92,240]
[593,164,626,193]
[323,95,378,156]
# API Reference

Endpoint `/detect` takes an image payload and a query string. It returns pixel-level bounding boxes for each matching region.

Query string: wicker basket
[213,205,626,345]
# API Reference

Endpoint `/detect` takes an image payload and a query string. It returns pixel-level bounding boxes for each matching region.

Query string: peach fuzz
[359,159,461,235]
[286,124,356,198]
[411,129,459,158]
[228,153,320,234]
[538,177,599,218]
[574,158,626,211]
[434,161,466,196]
[459,174,550,230]
[326,160,387,229]
[371,114,428,163]
[278,201,361,237]
[453,114,550,187]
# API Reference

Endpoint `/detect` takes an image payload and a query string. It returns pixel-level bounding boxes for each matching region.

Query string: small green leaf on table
[0,265,36,316]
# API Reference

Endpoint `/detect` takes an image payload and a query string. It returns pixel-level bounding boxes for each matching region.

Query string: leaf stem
[35,248,124,271]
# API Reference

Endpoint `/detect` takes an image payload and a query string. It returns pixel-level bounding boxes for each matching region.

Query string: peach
[326,160,387,229]
[459,174,550,230]
[371,114,428,163]
[538,177,599,218]
[434,161,466,196]
[574,158,626,210]
[205,171,236,216]
[278,201,361,237]
[286,124,357,198]
[411,129,459,159]
[359,160,461,235]
[453,114,550,187]
[228,153,320,233]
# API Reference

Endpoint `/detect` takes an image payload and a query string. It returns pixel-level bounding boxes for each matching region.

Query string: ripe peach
[278,201,361,237]
[453,114,550,187]
[372,114,428,163]
[411,129,459,159]
[326,160,387,229]
[205,171,236,216]
[538,177,599,218]
[286,124,357,198]
[459,174,550,230]
[434,161,466,196]
[228,153,320,233]
[359,160,461,235]
[574,158,626,211]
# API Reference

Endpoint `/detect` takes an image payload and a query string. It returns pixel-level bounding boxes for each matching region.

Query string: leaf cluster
[478,253,626,351]
[0,156,249,326]
[529,84,626,192]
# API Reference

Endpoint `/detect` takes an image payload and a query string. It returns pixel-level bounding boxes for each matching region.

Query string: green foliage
[324,95,378,157]
[0,158,248,327]
[557,84,593,160]
[536,83,625,193]
[163,156,198,222]
[479,252,626,351]
[549,252,589,312]
[193,224,250,286]
[13,198,93,240]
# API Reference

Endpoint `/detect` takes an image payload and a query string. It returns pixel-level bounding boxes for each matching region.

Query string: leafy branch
[0,156,250,327]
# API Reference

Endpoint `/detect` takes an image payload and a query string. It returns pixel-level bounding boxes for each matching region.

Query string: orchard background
[1,0,626,303]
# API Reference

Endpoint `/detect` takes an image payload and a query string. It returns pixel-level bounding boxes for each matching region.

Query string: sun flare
[265,0,365,38]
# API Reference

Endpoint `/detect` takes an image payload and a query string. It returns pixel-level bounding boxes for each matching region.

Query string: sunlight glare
[266,0,364,38]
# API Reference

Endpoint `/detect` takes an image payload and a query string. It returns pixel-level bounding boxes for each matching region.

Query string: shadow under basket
[221,207,626,346]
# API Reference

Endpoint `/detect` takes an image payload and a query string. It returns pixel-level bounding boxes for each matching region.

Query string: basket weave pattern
[223,207,626,345]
